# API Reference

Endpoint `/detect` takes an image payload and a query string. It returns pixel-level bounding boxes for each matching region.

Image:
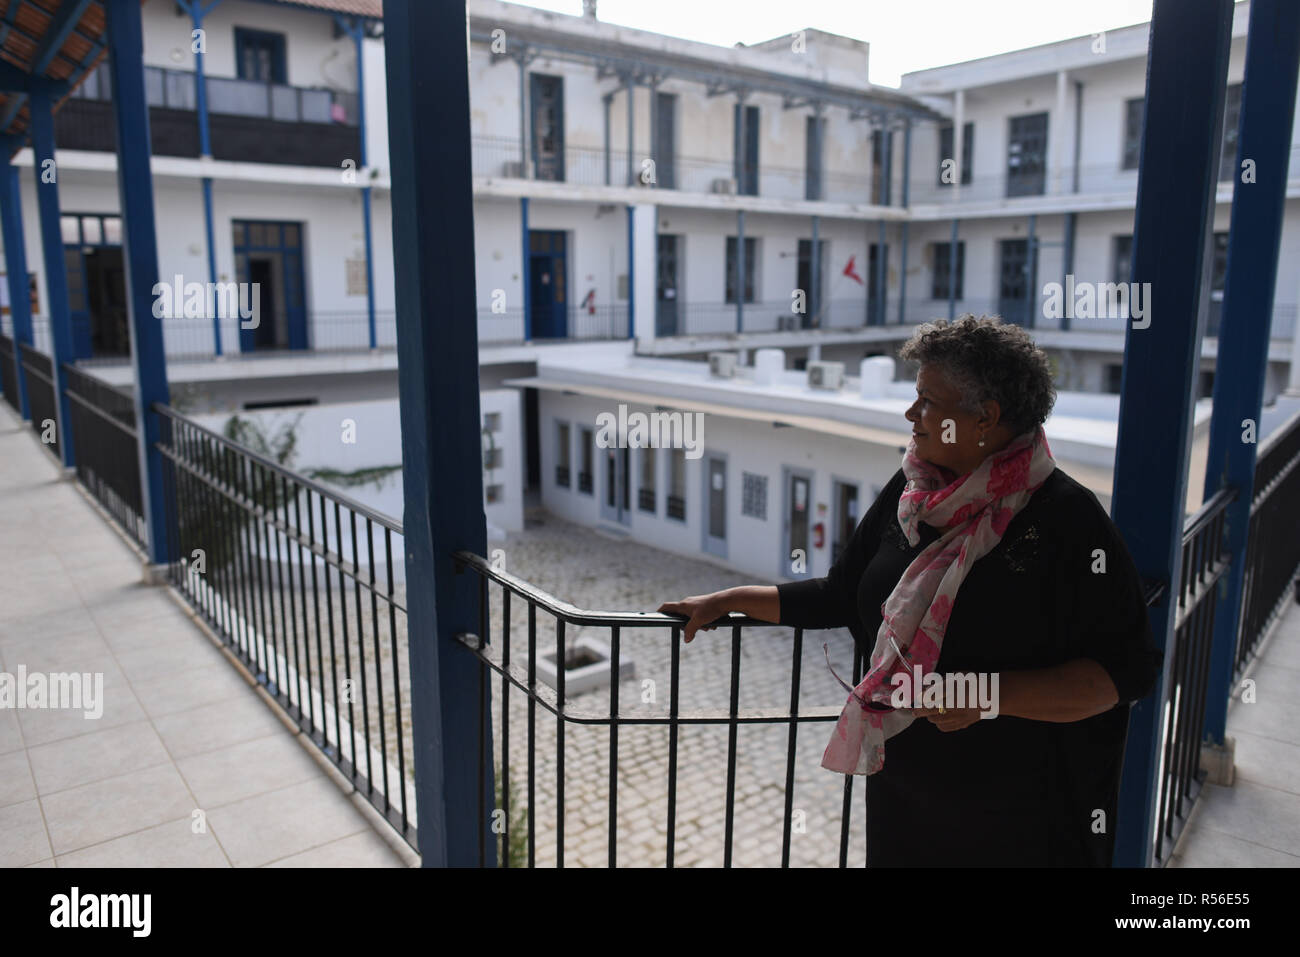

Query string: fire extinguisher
[813,522,825,549]
[582,288,596,315]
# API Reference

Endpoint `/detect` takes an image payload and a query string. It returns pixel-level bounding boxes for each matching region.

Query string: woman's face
[904,362,992,475]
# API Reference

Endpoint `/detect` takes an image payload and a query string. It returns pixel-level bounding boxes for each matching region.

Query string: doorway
[233,220,307,352]
[600,442,631,527]
[832,479,860,564]
[656,234,680,336]
[528,230,568,339]
[62,213,126,360]
[998,238,1032,327]
[796,238,827,328]
[783,468,814,579]
[702,453,727,558]
[868,243,889,326]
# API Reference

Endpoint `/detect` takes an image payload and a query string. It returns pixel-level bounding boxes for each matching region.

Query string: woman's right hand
[656,591,731,643]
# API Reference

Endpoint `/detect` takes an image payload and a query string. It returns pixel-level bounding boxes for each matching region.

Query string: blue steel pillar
[736,209,745,334]
[810,214,819,327]
[180,0,224,356]
[383,0,493,868]
[337,14,377,350]
[947,219,958,320]
[626,204,635,339]
[1062,212,1076,331]
[520,196,530,341]
[1026,214,1037,328]
[1,162,33,418]
[1111,0,1235,868]
[897,118,911,325]
[28,89,75,468]
[1202,0,1300,744]
[106,0,171,567]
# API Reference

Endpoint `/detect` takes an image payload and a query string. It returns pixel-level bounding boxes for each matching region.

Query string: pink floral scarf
[822,424,1056,775]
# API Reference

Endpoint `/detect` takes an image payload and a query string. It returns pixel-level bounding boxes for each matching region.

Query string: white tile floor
[1170,594,1300,866]
[0,405,410,867]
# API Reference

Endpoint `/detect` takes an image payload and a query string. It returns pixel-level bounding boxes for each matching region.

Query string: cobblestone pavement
[481,509,870,868]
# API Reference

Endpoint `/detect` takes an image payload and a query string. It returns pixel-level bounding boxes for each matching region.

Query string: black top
[777,465,1162,867]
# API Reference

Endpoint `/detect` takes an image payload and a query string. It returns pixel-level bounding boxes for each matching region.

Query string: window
[937,121,974,185]
[1209,231,1229,293]
[555,421,571,488]
[234,28,287,84]
[1122,98,1144,170]
[639,447,656,513]
[1219,83,1242,182]
[1113,235,1133,286]
[725,236,757,304]
[578,426,594,494]
[667,449,686,521]
[742,472,768,520]
[1105,363,1124,394]
[871,130,891,204]
[1198,369,1216,399]
[931,241,965,299]
[1006,112,1048,197]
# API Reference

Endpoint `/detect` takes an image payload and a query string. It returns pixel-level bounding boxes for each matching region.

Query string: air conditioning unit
[710,177,737,195]
[807,360,845,391]
[709,351,739,378]
[502,160,526,178]
[777,314,798,331]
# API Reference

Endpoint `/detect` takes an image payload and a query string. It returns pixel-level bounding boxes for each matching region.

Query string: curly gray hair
[897,314,1057,436]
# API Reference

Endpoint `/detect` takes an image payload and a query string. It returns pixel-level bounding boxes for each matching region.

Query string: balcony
[1,354,1297,866]
[56,63,361,169]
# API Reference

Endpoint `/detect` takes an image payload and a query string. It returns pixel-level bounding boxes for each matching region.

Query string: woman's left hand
[914,705,986,732]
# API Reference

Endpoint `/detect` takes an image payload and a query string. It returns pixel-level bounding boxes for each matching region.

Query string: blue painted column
[0,162,32,419]
[383,0,493,867]
[897,118,911,325]
[626,204,635,339]
[338,15,377,350]
[1026,214,1037,328]
[28,89,75,468]
[520,196,530,341]
[1062,212,1076,331]
[1111,0,1235,868]
[106,0,172,566]
[1202,0,1300,744]
[810,214,819,326]
[735,209,745,333]
[182,0,224,356]
[947,218,958,320]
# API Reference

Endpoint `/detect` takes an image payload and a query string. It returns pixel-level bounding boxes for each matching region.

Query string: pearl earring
[978,436,986,447]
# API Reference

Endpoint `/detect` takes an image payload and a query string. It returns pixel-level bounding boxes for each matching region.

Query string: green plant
[494,764,529,868]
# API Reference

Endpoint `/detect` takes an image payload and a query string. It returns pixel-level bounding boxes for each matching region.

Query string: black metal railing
[0,333,18,413]
[18,343,59,460]
[1237,408,1300,672]
[153,405,416,850]
[63,365,147,548]
[1151,485,1236,865]
[452,548,856,867]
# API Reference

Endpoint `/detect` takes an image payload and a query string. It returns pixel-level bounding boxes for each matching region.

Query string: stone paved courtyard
[478,506,870,868]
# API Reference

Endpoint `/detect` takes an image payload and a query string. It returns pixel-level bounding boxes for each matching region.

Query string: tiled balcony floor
[0,404,411,868]
[1169,593,1300,866]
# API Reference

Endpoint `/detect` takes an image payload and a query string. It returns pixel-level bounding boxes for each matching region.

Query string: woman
[658,315,1161,867]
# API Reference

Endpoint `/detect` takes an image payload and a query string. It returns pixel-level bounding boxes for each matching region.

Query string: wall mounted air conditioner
[710,177,737,195]
[709,351,739,378]
[807,360,845,391]
[502,161,526,178]
[777,315,798,331]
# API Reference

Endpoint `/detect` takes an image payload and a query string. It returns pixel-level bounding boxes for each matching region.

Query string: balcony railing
[73,61,360,127]
[4,351,1292,865]
[154,404,416,849]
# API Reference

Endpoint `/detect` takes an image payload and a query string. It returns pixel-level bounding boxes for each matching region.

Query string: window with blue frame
[235,28,287,84]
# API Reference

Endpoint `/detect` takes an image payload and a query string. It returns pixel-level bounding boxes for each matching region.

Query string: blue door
[528,230,567,339]
[233,221,307,352]
[62,213,126,359]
